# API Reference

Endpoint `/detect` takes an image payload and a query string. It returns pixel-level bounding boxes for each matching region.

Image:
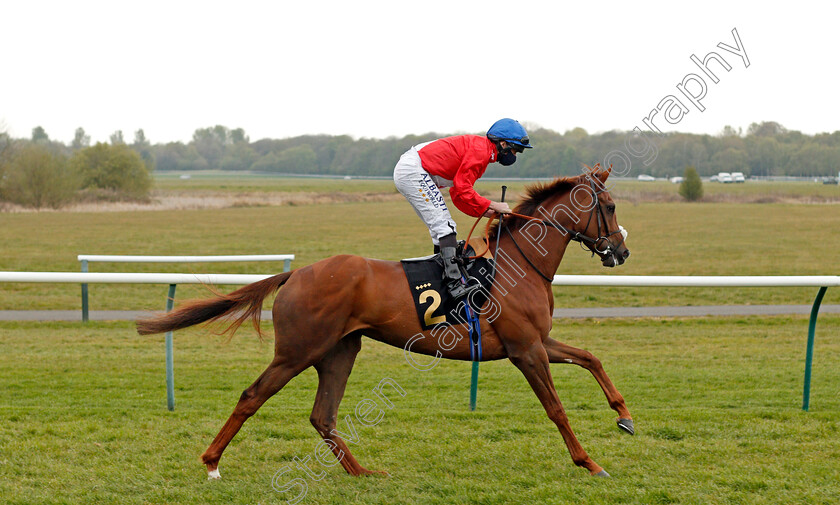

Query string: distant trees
[0,140,153,208]
[0,129,8,189]
[154,142,208,171]
[111,122,832,178]
[276,145,317,173]
[31,126,49,143]
[22,120,837,180]
[710,147,749,176]
[0,126,79,209]
[2,120,840,207]
[192,126,226,169]
[70,143,152,200]
[132,129,155,170]
[0,143,80,209]
[679,166,703,202]
[0,126,10,163]
[188,125,256,171]
[72,127,91,149]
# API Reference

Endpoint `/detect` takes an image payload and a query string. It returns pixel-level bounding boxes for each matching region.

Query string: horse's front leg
[543,337,635,435]
[508,343,609,477]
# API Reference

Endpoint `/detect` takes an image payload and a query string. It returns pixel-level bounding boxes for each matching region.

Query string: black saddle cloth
[400,248,494,330]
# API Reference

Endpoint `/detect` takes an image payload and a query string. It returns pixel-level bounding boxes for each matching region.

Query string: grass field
[151,171,840,202]
[1,174,839,504]
[1,316,838,505]
[1,176,838,311]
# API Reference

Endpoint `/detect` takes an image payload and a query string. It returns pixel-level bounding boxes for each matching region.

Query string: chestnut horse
[137,166,632,479]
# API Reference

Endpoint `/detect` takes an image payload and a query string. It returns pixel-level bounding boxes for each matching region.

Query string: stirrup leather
[441,246,480,300]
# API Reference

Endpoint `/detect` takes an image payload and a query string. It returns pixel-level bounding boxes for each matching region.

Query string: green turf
[606,179,840,202]
[0,316,838,504]
[152,171,399,194]
[2,176,839,503]
[1,195,837,311]
[150,171,840,202]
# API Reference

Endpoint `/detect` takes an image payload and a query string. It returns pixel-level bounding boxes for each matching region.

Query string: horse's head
[569,166,630,267]
[493,165,630,271]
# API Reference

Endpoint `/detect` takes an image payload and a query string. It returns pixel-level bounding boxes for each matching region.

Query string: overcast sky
[2,1,836,145]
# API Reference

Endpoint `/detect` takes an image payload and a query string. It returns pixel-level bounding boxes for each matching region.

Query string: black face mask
[498,149,517,166]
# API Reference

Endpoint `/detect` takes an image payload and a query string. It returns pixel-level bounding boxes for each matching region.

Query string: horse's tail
[135,271,294,337]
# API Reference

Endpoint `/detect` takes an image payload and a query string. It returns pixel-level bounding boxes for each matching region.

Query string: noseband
[503,179,626,282]
[575,179,627,258]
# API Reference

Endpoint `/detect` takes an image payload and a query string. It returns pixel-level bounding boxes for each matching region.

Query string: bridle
[500,178,627,282]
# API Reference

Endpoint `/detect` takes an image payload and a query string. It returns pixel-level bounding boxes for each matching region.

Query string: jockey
[393,118,533,299]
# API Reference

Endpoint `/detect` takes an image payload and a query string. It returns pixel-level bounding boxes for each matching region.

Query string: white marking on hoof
[208,469,221,480]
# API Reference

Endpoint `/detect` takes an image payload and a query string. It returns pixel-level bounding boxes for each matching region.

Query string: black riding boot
[438,233,478,300]
[440,246,471,299]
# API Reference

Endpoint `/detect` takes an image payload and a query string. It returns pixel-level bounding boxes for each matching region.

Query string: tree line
[145,122,839,179]
[2,121,838,208]
[0,127,151,208]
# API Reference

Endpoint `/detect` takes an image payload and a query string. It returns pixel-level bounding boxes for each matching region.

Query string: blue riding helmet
[486,118,533,149]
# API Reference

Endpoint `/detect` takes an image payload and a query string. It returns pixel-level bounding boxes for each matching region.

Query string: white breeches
[393,147,457,245]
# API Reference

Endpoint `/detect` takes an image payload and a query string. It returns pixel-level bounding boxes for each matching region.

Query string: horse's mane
[488,175,579,240]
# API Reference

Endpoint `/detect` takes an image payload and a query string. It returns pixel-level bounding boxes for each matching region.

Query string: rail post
[802,286,828,411]
[81,260,89,323]
[165,284,177,411]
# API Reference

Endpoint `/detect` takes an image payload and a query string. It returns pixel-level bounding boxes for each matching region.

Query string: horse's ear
[596,164,612,183]
[581,163,601,181]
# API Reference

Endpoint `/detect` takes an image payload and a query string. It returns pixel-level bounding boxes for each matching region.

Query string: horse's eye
[606,204,616,214]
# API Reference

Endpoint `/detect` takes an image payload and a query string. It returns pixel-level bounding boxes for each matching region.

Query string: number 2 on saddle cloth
[400,241,493,361]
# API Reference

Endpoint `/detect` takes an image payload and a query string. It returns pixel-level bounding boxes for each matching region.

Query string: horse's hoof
[617,418,635,436]
[358,468,390,477]
[207,469,221,480]
[594,469,611,478]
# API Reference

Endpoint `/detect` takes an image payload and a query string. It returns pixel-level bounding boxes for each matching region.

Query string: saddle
[400,239,494,331]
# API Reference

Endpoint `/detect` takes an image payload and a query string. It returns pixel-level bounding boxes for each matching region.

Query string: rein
[505,225,555,282]
[464,179,626,281]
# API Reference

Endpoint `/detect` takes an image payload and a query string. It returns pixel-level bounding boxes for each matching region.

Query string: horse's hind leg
[543,337,634,435]
[310,334,386,476]
[201,356,307,479]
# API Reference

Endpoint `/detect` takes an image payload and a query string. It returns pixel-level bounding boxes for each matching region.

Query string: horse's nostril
[623,250,630,259]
